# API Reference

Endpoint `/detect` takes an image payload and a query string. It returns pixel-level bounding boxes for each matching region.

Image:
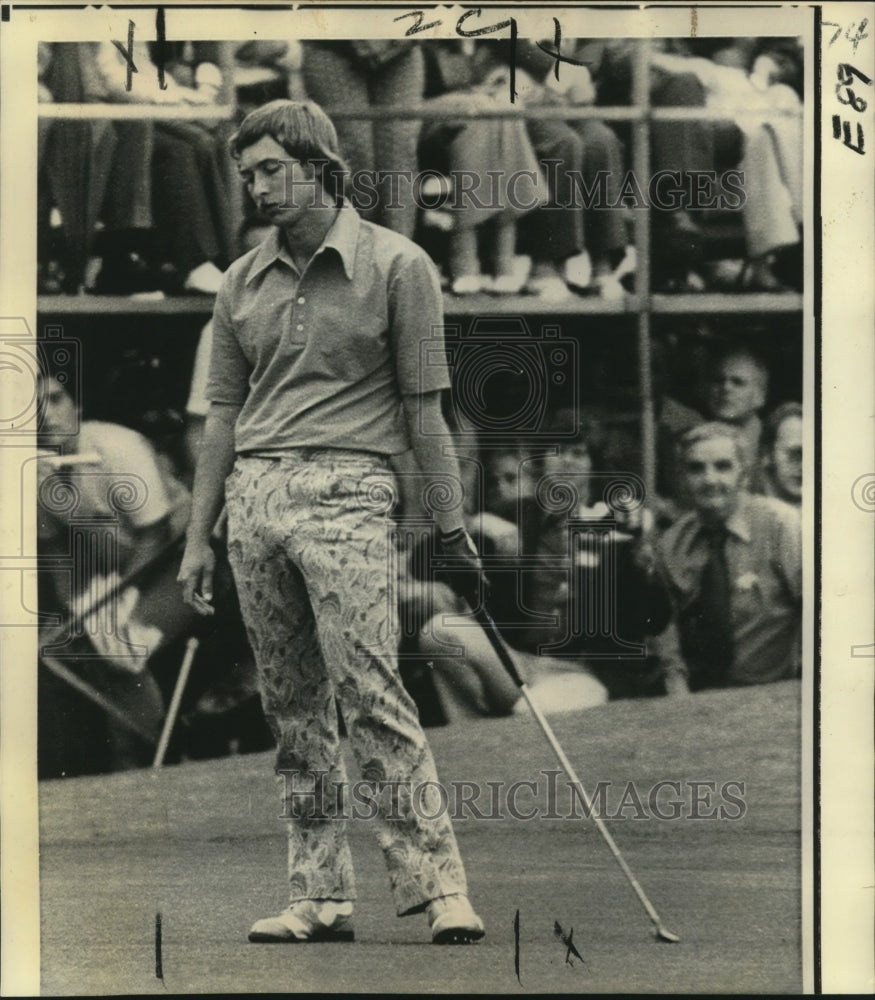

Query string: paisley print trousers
[225,451,468,915]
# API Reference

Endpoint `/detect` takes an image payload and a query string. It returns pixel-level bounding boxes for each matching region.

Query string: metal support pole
[632,39,658,501]
[216,40,236,108]
[216,41,244,251]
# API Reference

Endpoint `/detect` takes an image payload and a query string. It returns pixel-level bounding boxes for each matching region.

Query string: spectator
[525,39,634,297]
[483,446,537,522]
[760,401,803,506]
[566,37,718,292]
[579,37,802,291]
[233,40,307,110]
[78,39,232,293]
[415,518,610,720]
[416,41,547,294]
[472,40,624,300]
[653,422,802,693]
[514,426,673,700]
[704,345,769,491]
[39,42,156,293]
[649,39,803,291]
[301,40,425,239]
[36,374,192,776]
[418,424,672,715]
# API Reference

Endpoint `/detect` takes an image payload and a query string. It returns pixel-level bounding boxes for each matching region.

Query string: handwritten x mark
[553,920,585,967]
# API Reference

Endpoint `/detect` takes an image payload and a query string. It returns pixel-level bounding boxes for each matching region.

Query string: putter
[471,602,680,944]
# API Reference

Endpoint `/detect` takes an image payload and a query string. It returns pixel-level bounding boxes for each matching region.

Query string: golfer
[178,99,485,945]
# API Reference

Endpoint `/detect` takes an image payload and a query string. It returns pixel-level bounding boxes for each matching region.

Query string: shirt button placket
[295,288,306,336]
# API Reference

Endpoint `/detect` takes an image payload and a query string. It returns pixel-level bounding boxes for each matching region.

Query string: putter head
[654,924,680,943]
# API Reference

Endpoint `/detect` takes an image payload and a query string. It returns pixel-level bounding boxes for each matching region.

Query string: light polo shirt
[207,204,449,455]
[654,492,802,687]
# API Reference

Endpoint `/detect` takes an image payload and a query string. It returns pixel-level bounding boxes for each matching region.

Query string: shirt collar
[698,493,752,544]
[317,202,360,280]
[245,202,360,286]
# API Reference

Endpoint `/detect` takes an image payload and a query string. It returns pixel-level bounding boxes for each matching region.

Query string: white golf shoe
[248,899,355,943]
[427,893,485,945]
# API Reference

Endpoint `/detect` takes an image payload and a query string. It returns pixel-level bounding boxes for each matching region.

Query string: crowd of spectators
[37,330,804,775]
[37,35,804,297]
[394,353,803,721]
[35,34,805,777]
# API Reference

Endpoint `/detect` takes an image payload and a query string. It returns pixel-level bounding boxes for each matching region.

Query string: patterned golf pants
[225,451,468,916]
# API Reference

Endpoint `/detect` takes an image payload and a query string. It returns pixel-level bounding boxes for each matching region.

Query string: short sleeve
[186,320,213,417]
[388,250,450,397]
[206,279,251,406]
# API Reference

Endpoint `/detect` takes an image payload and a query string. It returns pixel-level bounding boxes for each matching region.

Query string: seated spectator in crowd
[412,514,610,720]
[511,424,673,701]
[38,42,156,294]
[471,39,629,299]
[659,340,781,512]
[301,39,425,239]
[519,38,634,298]
[759,401,803,506]
[417,41,547,294]
[415,422,672,716]
[649,39,803,292]
[579,37,802,291]
[567,36,720,292]
[40,40,233,295]
[232,39,306,110]
[37,374,192,777]
[653,422,802,694]
[704,345,770,492]
[482,446,538,521]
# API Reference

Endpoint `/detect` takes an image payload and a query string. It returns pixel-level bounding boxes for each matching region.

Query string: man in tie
[653,422,802,694]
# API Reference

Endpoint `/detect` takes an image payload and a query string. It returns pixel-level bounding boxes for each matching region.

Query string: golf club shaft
[41,652,158,743]
[153,637,199,769]
[472,603,675,938]
[515,679,669,932]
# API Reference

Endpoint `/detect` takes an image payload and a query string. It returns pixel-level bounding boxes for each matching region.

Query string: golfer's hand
[178,540,216,616]
[434,527,489,610]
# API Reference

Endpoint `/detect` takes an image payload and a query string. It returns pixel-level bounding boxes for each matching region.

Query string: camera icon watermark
[420,316,578,443]
[0,321,82,438]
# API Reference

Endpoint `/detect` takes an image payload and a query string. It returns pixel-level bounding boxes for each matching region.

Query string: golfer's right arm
[178,401,241,615]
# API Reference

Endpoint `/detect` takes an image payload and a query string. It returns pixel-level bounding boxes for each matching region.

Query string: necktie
[682,523,735,688]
